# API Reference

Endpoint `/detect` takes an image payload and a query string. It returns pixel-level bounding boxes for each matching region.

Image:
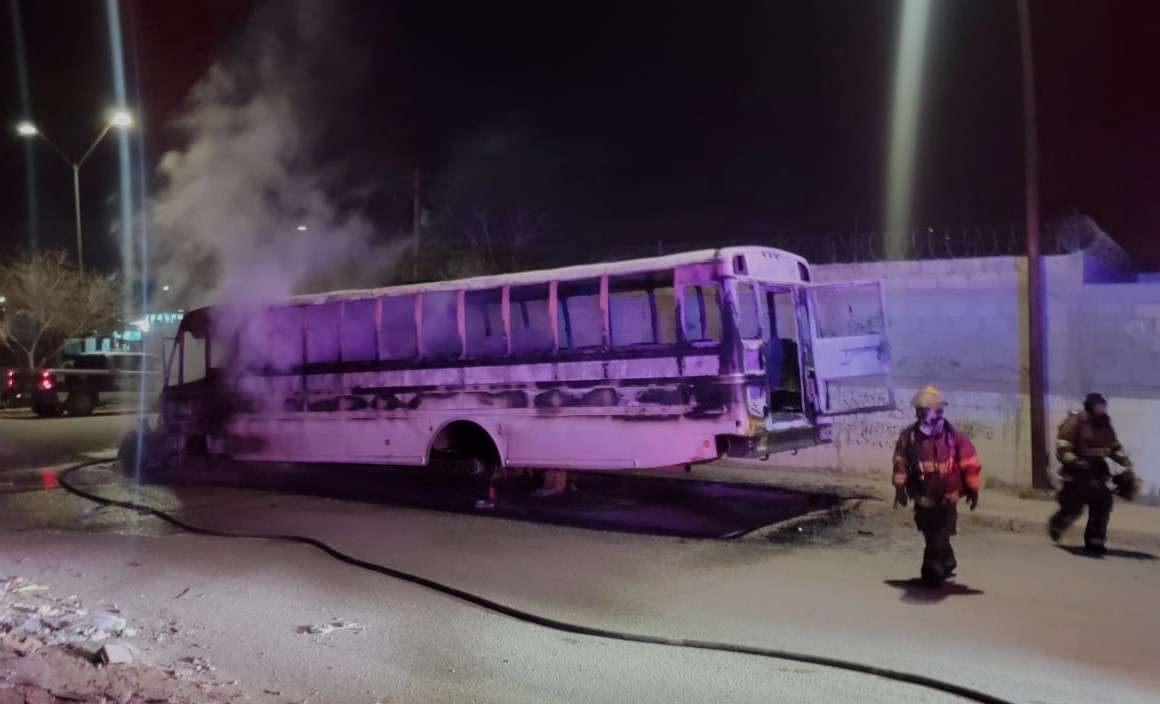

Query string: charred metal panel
[606,356,680,380]
[475,390,530,409]
[635,387,688,406]
[307,397,340,412]
[683,354,721,376]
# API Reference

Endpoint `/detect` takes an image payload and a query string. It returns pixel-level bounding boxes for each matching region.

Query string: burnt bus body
[156,248,893,472]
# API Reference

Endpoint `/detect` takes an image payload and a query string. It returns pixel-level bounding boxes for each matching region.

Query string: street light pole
[14,111,131,271]
[72,164,83,270]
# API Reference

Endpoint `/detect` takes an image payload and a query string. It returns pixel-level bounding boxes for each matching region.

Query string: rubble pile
[0,575,243,704]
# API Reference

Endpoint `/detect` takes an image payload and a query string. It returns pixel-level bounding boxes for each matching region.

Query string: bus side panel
[502,415,726,470]
[223,414,434,465]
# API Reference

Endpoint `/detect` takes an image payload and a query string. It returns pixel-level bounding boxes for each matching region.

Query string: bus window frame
[678,282,724,348]
[608,271,678,350]
[338,297,380,364]
[732,280,763,341]
[556,277,607,352]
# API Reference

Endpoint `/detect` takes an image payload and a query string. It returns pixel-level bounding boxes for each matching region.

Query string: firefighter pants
[915,501,957,580]
[1051,474,1114,549]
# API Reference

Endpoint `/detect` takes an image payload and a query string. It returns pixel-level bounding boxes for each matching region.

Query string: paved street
[0,407,138,472]
[1,415,1157,704]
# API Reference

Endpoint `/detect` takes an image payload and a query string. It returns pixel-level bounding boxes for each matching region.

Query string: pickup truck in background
[3,352,162,417]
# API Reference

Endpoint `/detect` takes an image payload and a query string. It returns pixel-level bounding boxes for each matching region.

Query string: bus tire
[66,391,96,417]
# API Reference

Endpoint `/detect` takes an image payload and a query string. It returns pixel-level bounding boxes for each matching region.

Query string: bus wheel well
[429,421,502,467]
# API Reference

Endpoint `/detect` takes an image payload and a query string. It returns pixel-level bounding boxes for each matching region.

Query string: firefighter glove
[1113,470,1141,501]
[893,485,909,508]
[964,487,979,511]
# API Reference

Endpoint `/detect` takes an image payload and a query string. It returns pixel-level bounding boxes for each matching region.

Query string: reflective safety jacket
[1056,411,1132,471]
[892,422,982,507]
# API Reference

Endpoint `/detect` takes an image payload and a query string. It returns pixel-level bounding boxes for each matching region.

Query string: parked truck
[4,351,162,417]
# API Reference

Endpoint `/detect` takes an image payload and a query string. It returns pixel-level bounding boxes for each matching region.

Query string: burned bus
[153,247,894,474]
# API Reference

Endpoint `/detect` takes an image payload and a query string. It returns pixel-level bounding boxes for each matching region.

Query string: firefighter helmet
[911,385,945,410]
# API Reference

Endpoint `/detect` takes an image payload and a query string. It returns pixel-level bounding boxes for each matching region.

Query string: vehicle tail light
[4,370,13,390]
[38,370,54,391]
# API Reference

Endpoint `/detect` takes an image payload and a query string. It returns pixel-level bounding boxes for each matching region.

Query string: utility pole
[1019,0,1050,489]
[412,167,422,280]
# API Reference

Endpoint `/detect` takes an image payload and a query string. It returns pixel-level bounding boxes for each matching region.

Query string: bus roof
[281,246,807,306]
[180,246,807,324]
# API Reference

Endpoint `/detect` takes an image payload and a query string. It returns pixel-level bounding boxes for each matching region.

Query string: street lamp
[14,109,134,270]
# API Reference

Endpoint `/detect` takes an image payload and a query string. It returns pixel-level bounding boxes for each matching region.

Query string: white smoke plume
[150,2,405,311]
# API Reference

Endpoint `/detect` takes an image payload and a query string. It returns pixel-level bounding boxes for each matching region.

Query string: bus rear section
[714,253,896,459]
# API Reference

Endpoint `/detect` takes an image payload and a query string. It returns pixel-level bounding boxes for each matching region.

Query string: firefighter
[1049,393,1139,555]
[892,386,983,586]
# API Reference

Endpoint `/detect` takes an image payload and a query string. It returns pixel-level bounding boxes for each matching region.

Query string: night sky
[2,0,1158,270]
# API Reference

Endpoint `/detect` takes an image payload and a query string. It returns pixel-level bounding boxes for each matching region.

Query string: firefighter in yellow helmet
[892,386,983,586]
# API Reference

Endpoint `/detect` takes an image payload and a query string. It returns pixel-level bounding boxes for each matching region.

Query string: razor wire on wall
[417,216,1130,281]
[552,217,1125,267]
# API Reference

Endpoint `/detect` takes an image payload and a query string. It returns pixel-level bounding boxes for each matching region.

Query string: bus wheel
[66,391,95,417]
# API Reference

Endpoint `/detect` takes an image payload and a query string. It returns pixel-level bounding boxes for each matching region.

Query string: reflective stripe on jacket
[892,422,981,506]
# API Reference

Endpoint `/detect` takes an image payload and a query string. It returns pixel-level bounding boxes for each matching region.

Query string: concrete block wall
[768,251,1160,498]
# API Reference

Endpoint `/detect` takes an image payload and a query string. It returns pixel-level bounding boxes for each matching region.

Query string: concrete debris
[92,612,127,634]
[1,575,236,701]
[179,656,216,674]
[0,633,43,656]
[299,620,365,636]
[98,642,134,665]
[21,688,54,704]
[61,637,103,662]
[1,577,49,595]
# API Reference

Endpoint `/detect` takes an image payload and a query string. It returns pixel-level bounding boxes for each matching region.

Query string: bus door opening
[762,287,804,419]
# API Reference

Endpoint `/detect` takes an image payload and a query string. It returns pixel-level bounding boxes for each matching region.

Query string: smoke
[150,1,405,311]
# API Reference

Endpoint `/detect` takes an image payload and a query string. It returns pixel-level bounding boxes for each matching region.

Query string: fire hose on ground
[57,458,1014,704]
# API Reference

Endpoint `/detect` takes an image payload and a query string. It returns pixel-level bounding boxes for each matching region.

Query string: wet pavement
[146,460,841,539]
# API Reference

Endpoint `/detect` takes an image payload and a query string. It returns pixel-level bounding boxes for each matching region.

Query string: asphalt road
[0,407,139,471]
[2,414,1158,703]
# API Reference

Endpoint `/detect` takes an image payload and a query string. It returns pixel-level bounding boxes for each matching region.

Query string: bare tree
[448,205,552,277]
[0,251,122,368]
